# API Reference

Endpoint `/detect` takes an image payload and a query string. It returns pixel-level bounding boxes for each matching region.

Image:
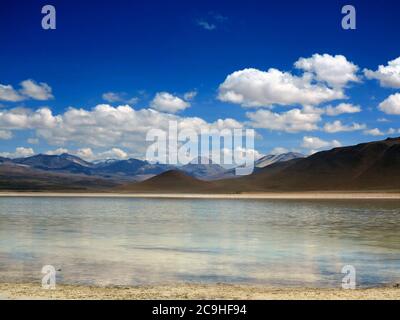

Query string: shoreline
[0,192,399,199]
[1,282,400,300]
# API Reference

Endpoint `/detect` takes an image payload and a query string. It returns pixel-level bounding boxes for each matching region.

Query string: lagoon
[0,197,399,288]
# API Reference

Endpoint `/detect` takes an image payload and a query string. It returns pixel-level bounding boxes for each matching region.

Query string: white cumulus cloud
[0,107,60,129]
[0,104,245,158]
[323,120,366,133]
[45,148,69,155]
[0,84,24,102]
[246,108,321,132]
[19,79,53,100]
[75,148,94,160]
[0,79,53,102]
[363,128,384,136]
[387,128,400,135]
[150,92,190,113]
[270,147,289,155]
[325,103,361,116]
[364,57,400,88]
[0,147,35,159]
[183,91,197,101]
[294,53,360,89]
[218,54,362,108]
[102,92,138,105]
[0,130,12,140]
[98,148,129,160]
[301,136,341,153]
[218,68,344,107]
[378,93,400,115]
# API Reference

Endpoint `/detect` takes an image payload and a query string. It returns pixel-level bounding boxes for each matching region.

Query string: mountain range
[0,137,399,192]
[0,162,118,191]
[0,153,235,190]
[0,154,225,181]
[120,137,400,193]
[255,152,304,168]
[0,152,279,183]
[210,152,305,179]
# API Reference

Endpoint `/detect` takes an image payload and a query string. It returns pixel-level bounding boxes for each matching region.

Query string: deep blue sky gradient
[0,0,399,156]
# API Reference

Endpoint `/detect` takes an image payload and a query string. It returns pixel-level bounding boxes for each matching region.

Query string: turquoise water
[0,197,400,287]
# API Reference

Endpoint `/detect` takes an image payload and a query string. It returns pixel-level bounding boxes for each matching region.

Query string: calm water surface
[0,197,400,287]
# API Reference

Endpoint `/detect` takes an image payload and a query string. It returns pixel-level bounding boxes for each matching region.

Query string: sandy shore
[0,192,399,199]
[1,283,400,300]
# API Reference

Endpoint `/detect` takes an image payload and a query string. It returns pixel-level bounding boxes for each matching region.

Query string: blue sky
[0,0,400,161]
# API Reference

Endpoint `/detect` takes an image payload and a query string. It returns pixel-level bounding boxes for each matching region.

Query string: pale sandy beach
[0,192,399,199]
[1,283,400,300]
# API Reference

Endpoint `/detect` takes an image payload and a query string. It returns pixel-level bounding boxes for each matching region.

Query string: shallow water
[0,197,400,288]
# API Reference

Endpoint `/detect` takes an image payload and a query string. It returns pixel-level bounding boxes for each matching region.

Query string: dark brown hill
[122,137,400,193]
[216,137,400,191]
[117,170,216,193]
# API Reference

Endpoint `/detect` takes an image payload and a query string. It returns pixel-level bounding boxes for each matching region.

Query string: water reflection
[0,197,399,287]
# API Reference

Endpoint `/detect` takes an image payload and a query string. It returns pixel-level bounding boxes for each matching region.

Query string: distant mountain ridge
[212,152,304,179]
[13,153,94,175]
[0,153,228,181]
[179,156,227,180]
[118,137,400,193]
[255,152,304,168]
[0,151,303,182]
[1,137,399,192]
[0,162,118,191]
